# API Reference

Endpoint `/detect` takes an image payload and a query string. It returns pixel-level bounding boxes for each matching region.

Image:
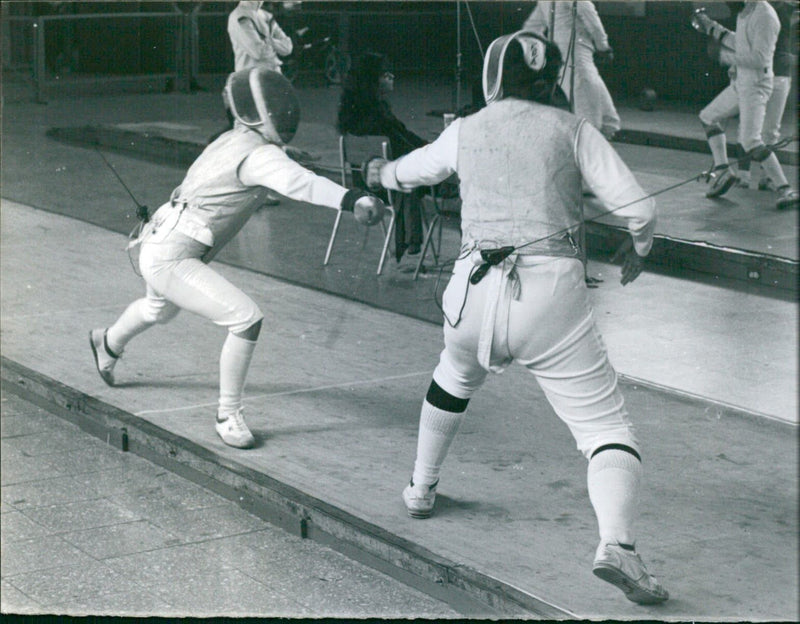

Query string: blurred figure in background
[338,52,427,259]
[695,1,798,209]
[523,0,620,140]
[228,1,293,74]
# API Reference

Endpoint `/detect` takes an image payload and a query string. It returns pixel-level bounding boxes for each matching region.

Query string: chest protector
[458,99,584,256]
[172,127,270,251]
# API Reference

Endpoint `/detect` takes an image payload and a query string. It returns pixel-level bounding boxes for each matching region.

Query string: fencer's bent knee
[700,120,724,137]
[235,318,262,341]
[426,379,470,413]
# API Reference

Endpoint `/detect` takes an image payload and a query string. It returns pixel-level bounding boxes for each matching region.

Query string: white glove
[363,157,388,192]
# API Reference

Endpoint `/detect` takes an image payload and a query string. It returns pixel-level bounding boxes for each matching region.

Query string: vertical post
[34,16,46,103]
[455,1,462,112]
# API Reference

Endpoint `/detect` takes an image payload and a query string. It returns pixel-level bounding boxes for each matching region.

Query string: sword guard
[136,205,150,223]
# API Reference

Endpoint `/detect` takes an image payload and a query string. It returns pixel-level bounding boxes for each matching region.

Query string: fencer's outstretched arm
[240,144,348,208]
[376,119,460,191]
[575,120,656,258]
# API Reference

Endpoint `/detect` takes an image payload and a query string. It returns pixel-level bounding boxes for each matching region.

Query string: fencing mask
[224,67,300,144]
[482,30,557,105]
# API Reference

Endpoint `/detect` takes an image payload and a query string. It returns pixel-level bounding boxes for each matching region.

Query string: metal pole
[455,1,462,112]
[569,1,577,113]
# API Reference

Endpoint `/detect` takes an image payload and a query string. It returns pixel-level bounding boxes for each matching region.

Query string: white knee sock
[707,133,729,168]
[587,449,642,546]
[219,333,257,416]
[757,152,789,189]
[106,299,157,356]
[411,400,464,487]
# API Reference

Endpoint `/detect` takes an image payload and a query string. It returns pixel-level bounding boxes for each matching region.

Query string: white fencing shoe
[592,542,669,605]
[215,407,255,449]
[402,479,438,519]
[706,165,738,198]
[89,328,119,386]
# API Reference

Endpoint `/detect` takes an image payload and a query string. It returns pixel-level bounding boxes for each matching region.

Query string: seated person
[337,52,426,259]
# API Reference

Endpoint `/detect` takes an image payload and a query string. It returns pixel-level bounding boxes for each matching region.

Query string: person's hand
[594,47,614,67]
[362,157,388,191]
[611,237,645,286]
[692,10,715,36]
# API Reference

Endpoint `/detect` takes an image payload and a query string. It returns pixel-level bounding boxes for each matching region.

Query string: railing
[2,6,470,103]
[4,11,184,103]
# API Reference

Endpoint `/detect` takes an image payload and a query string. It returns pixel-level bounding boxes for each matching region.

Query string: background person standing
[523,0,620,140]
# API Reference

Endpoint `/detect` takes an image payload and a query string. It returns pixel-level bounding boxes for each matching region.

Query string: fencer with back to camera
[90,68,384,450]
[366,30,668,606]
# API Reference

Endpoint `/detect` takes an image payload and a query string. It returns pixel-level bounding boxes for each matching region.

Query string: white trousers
[434,255,638,459]
[699,69,774,151]
[138,230,263,335]
[762,75,791,147]
[558,42,620,136]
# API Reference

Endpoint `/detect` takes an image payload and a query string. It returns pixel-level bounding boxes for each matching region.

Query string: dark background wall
[9,1,772,105]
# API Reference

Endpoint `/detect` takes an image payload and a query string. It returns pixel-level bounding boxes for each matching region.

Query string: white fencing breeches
[138,230,263,334]
[433,255,639,459]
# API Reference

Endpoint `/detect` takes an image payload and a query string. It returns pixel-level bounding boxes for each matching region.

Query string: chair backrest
[338,134,392,189]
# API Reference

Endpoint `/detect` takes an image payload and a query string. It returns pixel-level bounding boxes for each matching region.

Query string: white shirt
[228,1,293,72]
[379,115,656,257]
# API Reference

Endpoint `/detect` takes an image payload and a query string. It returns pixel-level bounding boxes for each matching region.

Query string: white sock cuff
[419,400,463,436]
[589,448,642,477]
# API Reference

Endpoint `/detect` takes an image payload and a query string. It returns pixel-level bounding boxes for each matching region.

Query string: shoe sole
[406,508,433,519]
[215,424,255,449]
[777,197,799,210]
[705,173,738,198]
[88,331,114,387]
[593,563,669,605]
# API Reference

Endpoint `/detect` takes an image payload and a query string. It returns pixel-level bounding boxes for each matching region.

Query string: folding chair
[324,134,396,275]
[413,181,461,280]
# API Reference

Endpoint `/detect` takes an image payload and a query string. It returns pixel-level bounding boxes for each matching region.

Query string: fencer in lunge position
[90,68,384,449]
[694,1,798,209]
[365,31,668,605]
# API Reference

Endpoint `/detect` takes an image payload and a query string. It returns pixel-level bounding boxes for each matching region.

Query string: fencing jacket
[457,98,584,256]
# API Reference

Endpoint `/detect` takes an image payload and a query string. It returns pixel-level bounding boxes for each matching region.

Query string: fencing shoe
[706,165,738,198]
[215,407,255,449]
[776,186,799,210]
[402,479,438,519]
[89,328,119,386]
[592,542,669,605]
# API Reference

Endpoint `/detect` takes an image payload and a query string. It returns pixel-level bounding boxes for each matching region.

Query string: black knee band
[703,124,724,139]
[426,380,469,413]
[591,443,641,462]
[748,144,772,163]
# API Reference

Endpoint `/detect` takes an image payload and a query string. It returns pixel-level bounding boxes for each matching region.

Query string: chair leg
[413,214,440,280]
[324,209,344,265]
[377,208,396,275]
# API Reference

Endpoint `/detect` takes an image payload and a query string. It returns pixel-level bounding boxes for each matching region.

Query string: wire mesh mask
[225,67,300,144]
